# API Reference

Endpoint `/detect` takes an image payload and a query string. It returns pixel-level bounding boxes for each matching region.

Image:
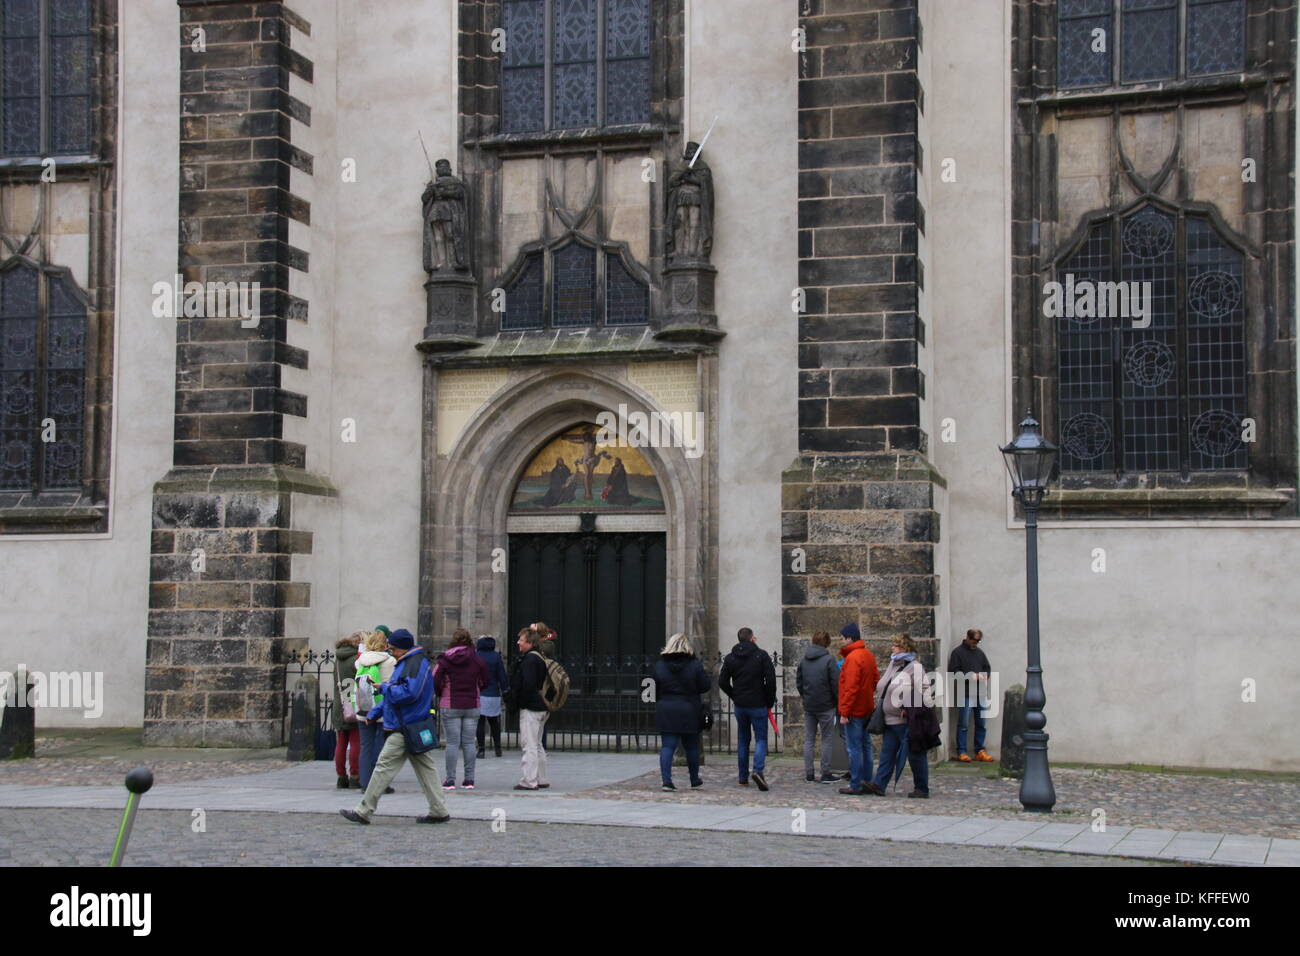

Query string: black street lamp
[1000,410,1059,813]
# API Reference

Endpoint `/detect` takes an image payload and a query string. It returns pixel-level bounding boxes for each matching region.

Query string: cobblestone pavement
[569,757,1300,839]
[0,733,298,787]
[0,809,1164,867]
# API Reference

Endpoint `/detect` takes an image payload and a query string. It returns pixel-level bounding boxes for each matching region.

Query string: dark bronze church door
[507,531,666,660]
[507,530,666,739]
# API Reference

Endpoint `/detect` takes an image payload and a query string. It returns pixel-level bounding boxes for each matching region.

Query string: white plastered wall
[0,0,177,727]
[691,0,799,658]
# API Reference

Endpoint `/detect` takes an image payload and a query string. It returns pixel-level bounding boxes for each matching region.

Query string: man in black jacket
[948,628,993,762]
[509,627,551,790]
[718,627,777,790]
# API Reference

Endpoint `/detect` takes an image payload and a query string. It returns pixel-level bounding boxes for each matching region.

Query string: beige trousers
[354,729,449,821]
[518,709,550,788]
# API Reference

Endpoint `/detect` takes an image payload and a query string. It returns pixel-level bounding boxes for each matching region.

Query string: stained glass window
[552,242,596,326]
[1056,205,1247,475]
[502,244,649,330]
[501,0,651,133]
[0,262,86,492]
[605,252,649,325]
[1120,0,1178,83]
[1187,0,1245,76]
[1057,0,1113,89]
[503,252,545,330]
[1057,0,1243,89]
[1,0,93,156]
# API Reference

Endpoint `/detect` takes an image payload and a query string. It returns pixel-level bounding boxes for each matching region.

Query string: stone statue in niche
[665,142,714,265]
[422,158,469,273]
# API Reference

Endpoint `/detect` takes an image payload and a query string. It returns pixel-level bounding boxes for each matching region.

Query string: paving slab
[1210,835,1271,865]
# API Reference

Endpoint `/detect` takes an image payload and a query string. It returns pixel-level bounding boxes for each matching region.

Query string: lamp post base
[1018,730,1056,812]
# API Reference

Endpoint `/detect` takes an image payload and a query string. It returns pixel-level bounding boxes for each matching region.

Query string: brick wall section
[797,0,923,455]
[175,0,312,468]
[145,1,321,748]
[783,0,941,747]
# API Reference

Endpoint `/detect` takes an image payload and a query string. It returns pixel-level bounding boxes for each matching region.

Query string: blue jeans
[659,732,702,786]
[843,716,873,789]
[955,704,987,755]
[442,708,480,782]
[871,723,929,795]
[734,706,769,779]
[358,721,382,789]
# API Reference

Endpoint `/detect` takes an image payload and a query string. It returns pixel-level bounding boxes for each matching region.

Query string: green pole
[109,767,154,867]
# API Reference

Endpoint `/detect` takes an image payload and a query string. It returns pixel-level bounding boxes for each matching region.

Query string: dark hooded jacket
[718,640,776,710]
[433,643,489,710]
[796,643,839,714]
[653,653,711,734]
[475,637,511,698]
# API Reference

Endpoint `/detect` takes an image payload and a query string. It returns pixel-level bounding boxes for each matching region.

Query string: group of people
[798,624,994,798]
[329,617,993,824]
[334,622,559,825]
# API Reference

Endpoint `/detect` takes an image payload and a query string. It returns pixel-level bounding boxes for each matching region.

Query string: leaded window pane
[503,66,545,133]
[502,0,545,132]
[1,0,93,156]
[1057,14,1112,88]
[1119,206,1178,471]
[1058,224,1116,472]
[552,0,597,128]
[1185,217,1246,469]
[1121,0,1178,83]
[553,62,597,129]
[500,0,650,132]
[605,58,649,126]
[606,0,649,57]
[552,242,596,327]
[504,253,545,330]
[605,0,650,124]
[2,32,40,155]
[554,0,597,61]
[605,253,648,325]
[0,264,40,490]
[1057,205,1248,475]
[1187,0,1244,76]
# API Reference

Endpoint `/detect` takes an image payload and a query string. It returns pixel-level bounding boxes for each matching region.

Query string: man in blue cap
[340,629,451,825]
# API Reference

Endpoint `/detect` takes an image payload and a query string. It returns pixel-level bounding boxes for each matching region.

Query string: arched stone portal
[417,363,717,659]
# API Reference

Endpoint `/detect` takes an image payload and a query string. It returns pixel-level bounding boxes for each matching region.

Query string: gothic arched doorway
[505,421,668,737]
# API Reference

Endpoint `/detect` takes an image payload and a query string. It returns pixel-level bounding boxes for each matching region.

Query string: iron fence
[284,648,786,757]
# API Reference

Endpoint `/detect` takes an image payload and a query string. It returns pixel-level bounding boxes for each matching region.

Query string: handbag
[700,701,713,731]
[395,657,439,755]
[867,660,907,735]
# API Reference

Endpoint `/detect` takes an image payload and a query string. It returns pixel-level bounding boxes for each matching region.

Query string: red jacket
[838,640,880,719]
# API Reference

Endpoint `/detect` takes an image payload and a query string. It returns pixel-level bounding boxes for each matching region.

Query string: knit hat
[374,625,391,638]
[387,628,415,650]
[840,623,861,641]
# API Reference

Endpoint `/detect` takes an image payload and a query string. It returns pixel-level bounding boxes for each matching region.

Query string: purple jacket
[434,644,489,710]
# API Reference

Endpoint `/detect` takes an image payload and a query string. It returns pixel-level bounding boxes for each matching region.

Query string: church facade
[2,0,1296,771]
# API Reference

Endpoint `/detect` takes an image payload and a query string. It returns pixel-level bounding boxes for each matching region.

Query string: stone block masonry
[784,0,942,748]
[145,2,330,747]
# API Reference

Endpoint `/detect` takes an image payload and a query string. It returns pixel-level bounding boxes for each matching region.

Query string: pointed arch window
[503,238,649,330]
[501,0,651,134]
[0,259,86,491]
[1055,203,1247,475]
[1,0,93,157]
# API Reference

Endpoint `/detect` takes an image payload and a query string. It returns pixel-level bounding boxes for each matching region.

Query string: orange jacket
[838,639,880,719]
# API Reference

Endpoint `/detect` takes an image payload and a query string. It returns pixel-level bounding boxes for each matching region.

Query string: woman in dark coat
[654,632,711,791]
